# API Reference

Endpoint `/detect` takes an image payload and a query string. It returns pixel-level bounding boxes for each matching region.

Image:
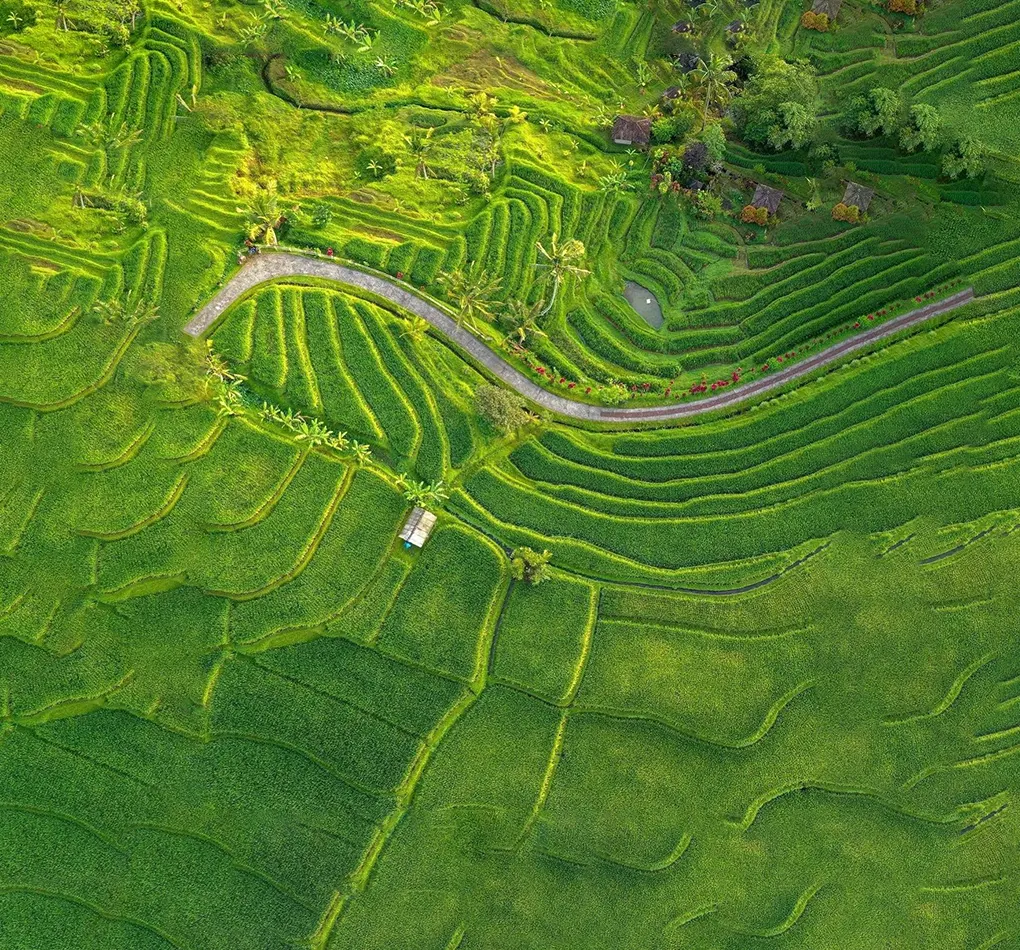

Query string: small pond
[622,280,664,329]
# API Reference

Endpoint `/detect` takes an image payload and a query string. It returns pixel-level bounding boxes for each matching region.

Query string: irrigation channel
[184,251,976,423]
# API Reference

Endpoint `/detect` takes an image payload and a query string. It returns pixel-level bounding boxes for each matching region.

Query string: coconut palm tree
[401,314,430,343]
[438,268,502,330]
[535,233,590,315]
[693,54,737,131]
[54,0,72,30]
[404,127,435,179]
[502,298,547,346]
[239,189,284,245]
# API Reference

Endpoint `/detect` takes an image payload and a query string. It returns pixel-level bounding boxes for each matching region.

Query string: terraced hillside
[2,0,1020,946]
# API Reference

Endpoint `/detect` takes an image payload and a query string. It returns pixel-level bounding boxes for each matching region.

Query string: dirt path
[183,252,976,424]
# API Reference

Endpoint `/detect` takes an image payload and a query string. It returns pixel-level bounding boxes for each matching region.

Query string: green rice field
[1,0,1019,945]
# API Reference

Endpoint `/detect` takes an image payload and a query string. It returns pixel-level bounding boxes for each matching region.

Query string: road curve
[184,251,975,423]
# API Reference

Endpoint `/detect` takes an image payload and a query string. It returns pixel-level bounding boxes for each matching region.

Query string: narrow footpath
[184,252,976,423]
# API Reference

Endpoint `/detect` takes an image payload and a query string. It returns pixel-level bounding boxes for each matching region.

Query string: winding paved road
[184,252,976,423]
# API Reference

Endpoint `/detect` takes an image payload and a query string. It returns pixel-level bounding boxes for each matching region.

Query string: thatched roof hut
[811,0,842,17]
[751,184,784,215]
[612,115,652,147]
[842,181,875,212]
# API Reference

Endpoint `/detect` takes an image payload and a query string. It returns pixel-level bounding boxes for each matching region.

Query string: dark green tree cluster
[732,56,819,151]
[843,89,984,177]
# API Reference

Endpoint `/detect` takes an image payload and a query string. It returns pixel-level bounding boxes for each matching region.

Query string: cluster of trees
[844,88,985,178]
[50,0,141,46]
[732,56,818,151]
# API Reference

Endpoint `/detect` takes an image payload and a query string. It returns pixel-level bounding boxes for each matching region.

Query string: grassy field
[1,0,1020,946]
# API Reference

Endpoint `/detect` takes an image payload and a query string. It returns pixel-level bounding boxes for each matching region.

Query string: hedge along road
[183,251,976,423]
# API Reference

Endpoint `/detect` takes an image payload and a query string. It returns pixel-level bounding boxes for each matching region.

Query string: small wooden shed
[612,115,652,147]
[671,19,694,33]
[842,181,875,212]
[399,506,437,548]
[751,184,784,215]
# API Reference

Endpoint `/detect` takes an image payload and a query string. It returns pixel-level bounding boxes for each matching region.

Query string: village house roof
[727,19,745,32]
[751,184,784,215]
[671,19,694,32]
[612,114,652,147]
[842,181,875,212]
[811,0,842,17]
[399,506,437,548]
[675,51,700,73]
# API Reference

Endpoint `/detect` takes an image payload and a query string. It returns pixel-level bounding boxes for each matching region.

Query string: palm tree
[693,54,737,131]
[239,189,284,245]
[7,11,22,29]
[92,298,126,324]
[502,298,547,346]
[401,314,430,343]
[350,440,372,464]
[404,127,435,179]
[535,233,590,315]
[438,268,502,330]
[54,0,71,30]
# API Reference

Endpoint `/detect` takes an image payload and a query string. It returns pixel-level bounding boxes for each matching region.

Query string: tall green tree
[899,104,942,153]
[501,297,547,345]
[535,233,590,315]
[239,189,285,245]
[692,54,736,131]
[439,268,502,329]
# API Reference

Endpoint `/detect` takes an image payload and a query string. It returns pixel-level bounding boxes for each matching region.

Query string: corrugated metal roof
[399,506,438,548]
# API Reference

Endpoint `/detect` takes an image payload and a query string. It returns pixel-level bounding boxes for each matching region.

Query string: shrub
[801,11,829,30]
[599,382,629,405]
[651,116,682,145]
[311,203,332,228]
[683,141,709,170]
[510,547,552,585]
[702,123,727,163]
[831,202,860,223]
[692,191,723,219]
[476,383,533,434]
[807,142,839,172]
[741,205,769,225]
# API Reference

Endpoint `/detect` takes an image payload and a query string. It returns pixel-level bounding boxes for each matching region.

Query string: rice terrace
[2,0,1020,941]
